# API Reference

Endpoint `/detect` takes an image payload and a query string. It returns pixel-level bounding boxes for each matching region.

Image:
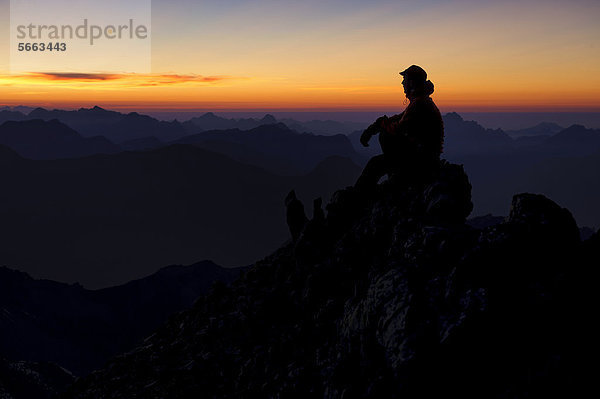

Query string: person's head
[400,65,434,99]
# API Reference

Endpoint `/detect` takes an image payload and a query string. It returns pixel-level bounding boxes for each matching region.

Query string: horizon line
[2,103,600,114]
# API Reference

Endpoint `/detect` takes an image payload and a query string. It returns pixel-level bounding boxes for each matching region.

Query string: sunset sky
[1,0,599,112]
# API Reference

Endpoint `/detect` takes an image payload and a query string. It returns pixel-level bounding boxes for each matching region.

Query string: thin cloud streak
[0,73,243,87]
[31,73,121,81]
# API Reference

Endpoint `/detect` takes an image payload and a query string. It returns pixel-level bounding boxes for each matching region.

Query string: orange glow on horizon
[1,71,599,112]
[1,1,599,113]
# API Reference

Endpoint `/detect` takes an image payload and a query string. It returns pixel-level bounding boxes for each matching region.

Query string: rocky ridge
[67,160,595,398]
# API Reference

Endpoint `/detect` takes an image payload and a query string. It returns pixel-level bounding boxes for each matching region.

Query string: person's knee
[356,155,388,189]
[366,155,387,171]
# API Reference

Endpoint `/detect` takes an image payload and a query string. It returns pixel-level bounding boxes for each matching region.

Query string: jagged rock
[324,160,473,239]
[285,190,308,241]
[508,192,581,244]
[66,161,588,399]
[312,198,325,222]
[421,160,473,224]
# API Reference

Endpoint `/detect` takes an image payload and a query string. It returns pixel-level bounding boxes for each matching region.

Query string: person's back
[379,95,443,164]
[356,65,444,189]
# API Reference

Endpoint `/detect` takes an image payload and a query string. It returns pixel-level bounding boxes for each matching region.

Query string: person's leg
[355,154,388,190]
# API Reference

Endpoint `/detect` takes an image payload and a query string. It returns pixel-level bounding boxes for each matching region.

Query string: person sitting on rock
[356,65,444,189]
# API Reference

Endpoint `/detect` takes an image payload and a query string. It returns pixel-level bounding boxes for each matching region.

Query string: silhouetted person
[285,190,308,241]
[356,65,444,189]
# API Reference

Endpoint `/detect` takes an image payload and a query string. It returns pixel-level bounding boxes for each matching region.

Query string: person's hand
[375,115,388,127]
[360,115,388,147]
[360,130,372,147]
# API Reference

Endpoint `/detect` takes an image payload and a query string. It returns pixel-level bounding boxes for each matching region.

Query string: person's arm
[381,107,415,136]
[360,113,404,147]
[386,113,404,123]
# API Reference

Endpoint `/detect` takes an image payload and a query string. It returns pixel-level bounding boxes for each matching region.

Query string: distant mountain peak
[505,122,565,138]
[251,122,292,132]
[535,121,563,129]
[543,124,600,150]
[551,124,598,140]
[0,118,121,159]
[0,119,81,142]
[260,114,277,123]
[88,105,109,112]
[444,111,464,121]
[564,123,586,131]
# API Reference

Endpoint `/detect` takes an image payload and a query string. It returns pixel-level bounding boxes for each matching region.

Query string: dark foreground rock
[0,358,74,399]
[66,161,594,398]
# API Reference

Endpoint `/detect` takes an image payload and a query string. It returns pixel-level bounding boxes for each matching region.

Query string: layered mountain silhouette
[186,112,365,135]
[26,106,188,143]
[185,112,277,131]
[0,110,29,124]
[1,107,365,145]
[443,114,600,158]
[0,119,120,159]
[1,106,598,228]
[509,150,600,227]
[542,124,600,156]
[505,121,563,137]
[174,123,364,174]
[64,161,597,398]
[0,261,243,376]
[279,118,366,136]
[0,144,361,288]
[2,106,597,158]
[442,112,514,154]
[348,112,600,158]
[0,108,365,175]
[0,105,36,114]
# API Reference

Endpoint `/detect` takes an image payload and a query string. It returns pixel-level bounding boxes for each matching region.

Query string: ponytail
[424,80,434,96]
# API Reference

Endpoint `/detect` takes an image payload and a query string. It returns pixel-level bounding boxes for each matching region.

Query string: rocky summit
[66,160,595,398]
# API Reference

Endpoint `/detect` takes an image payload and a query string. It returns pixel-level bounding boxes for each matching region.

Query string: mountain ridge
[0,119,120,159]
[0,261,244,376]
[0,143,361,287]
